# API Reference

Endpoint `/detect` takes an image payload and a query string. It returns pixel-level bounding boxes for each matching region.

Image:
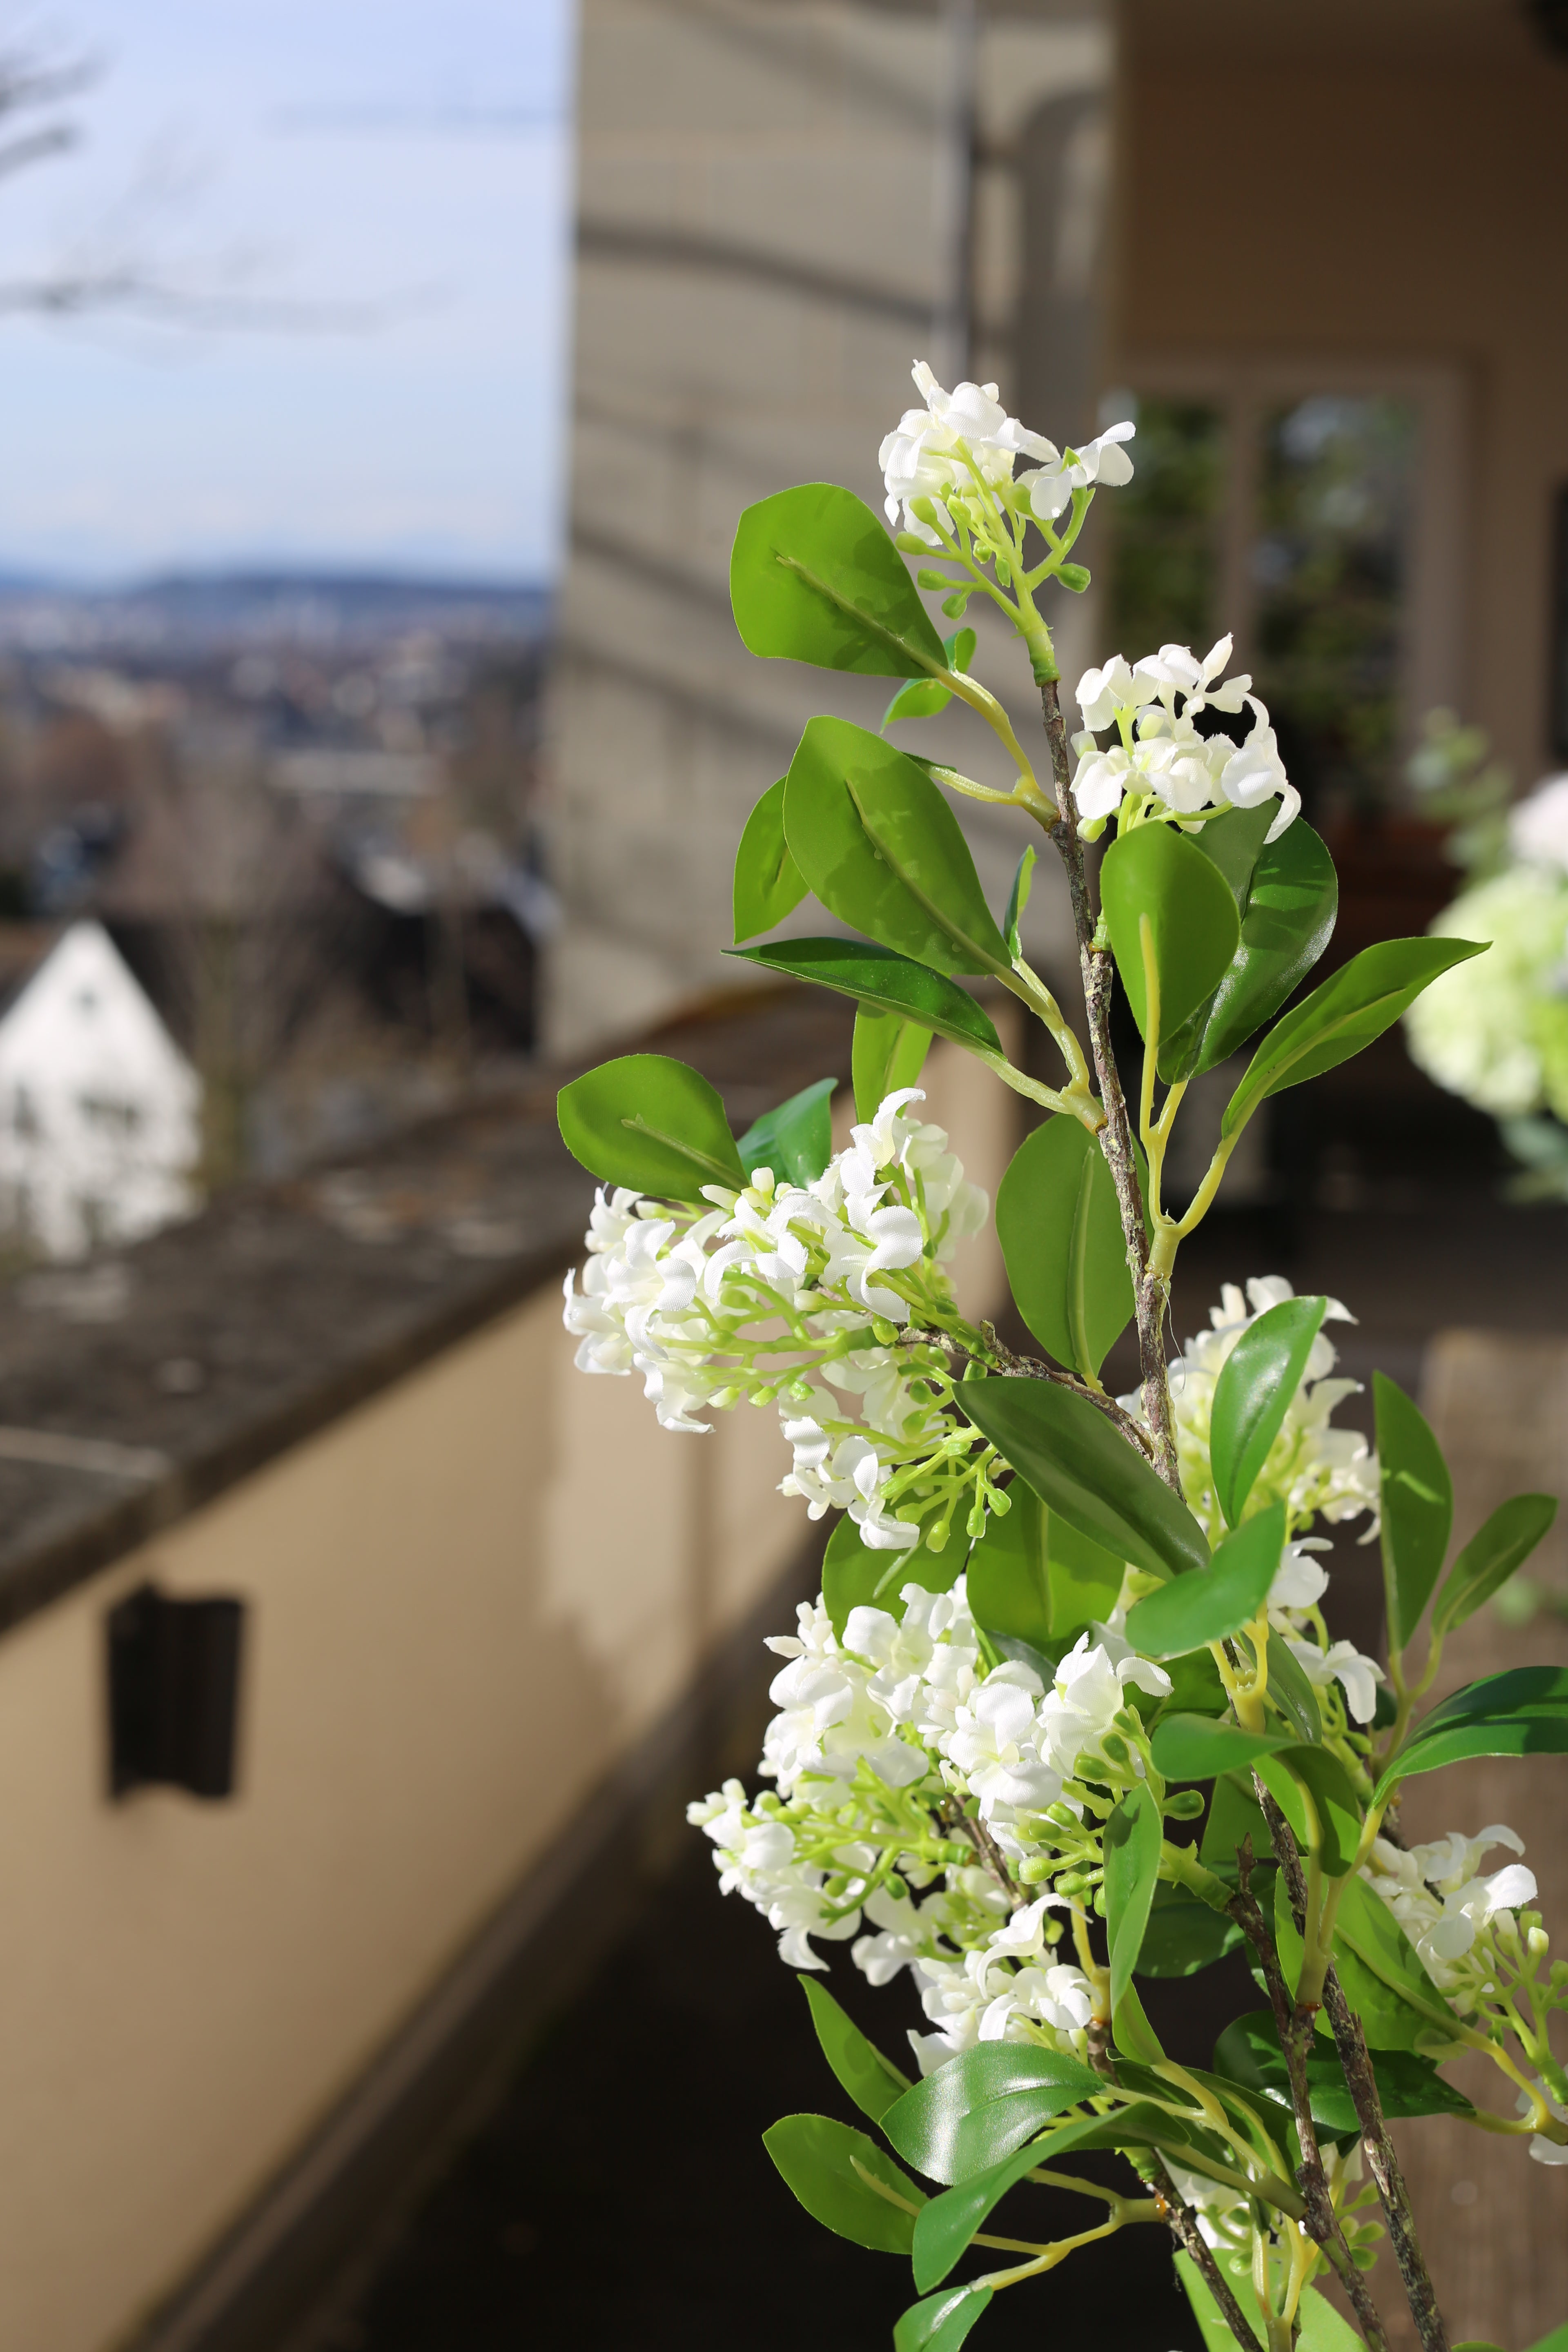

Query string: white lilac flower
[1361,1824,1537,1996]
[1285,1635,1384,1725]
[1068,638,1299,840]
[1037,1634,1172,1777]
[944,1668,1060,1819]
[1126,1276,1378,1546]
[851,1884,956,1986]
[1025,421,1136,522]
[879,362,1054,541]
[1268,1538,1332,1619]
[761,1606,929,1796]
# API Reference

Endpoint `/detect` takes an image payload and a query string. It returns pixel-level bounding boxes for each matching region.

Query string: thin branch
[1150,2160,1264,2352]
[1251,1779,1450,2352]
[1227,1842,1391,2351]
[1036,679,1180,1488]
[904,1321,1156,1457]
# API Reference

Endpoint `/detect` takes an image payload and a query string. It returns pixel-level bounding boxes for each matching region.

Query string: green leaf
[912,2126,1089,2290]
[852,1004,932,1123]
[1105,1782,1162,2014]
[996,1117,1135,1380]
[800,1979,910,2126]
[964,1485,1052,1650]
[728,939,1004,1063]
[894,2285,993,2352]
[1138,1881,1247,1976]
[1524,2329,1568,2352]
[733,777,807,942]
[731,482,947,677]
[1254,1745,1363,1878]
[1004,844,1035,959]
[1222,935,1489,1140]
[1045,1512,1129,1643]
[1149,1712,1294,1782]
[881,2043,1101,2186]
[736,1076,837,1185]
[1177,2251,1366,2352]
[882,627,975,730]
[1209,1298,1329,1529]
[1432,1492,1557,1635]
[1373,1665,1568,1804]
[784,717,1010,977]
[822,1512,959,1641]
[1162,811,1339,1080]
[556,1053,745,1200]
[1158,1645,1233,1719]
[1125,1501,1287,1659]
[1111,1976,1168,2064]
[1374,1371,1454,1650]
[1099,823,1241,1048]
[1199,1771,1275,1878]
[957,1376,1210,1584]
[1263,1629,1322,1744]
[762,2113,924,2252]
[1330,1871,1464,2046]
[1216,2007,1472,2137]
[1274,1873,1450,2055]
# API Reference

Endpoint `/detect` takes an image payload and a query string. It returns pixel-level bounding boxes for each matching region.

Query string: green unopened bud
[1528,1925,1550,1962]
[1100,1732,1129,1766]
[871,1316,898,1346]
[1164,1789,1205,1820]
[1092,1883,1108,1917]
[1058,561,1091,593]
[1018,1855,1055,1883]
[1044,1802,1080,1830]
[1055,1871,1093,1899]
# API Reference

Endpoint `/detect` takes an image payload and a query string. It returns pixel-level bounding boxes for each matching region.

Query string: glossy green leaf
[731,482,947,678]
[1524,2328,1568,2352]
[1214,2007,1472,2140]
[1263,1630,1322,1744]
[1162,811,1339,1080]
[912,2123,1092,2290]
[1125,1501,1286,1659]
[958,1376,1210,1584]
[1137,1881,1247,1976]
[1157,1645,1233,1720]
[1274,1875,1433,2055]
[1105,1782,1162,2014]
[894,2285,994,2352]
[762,2113,924,2252]
[1111,1976,1168,2064]
[1330,1872,1462,2047]
[964,1486,1052,1650]
[996,1116,1135,1379]
[1199,1771,1275,1878]
[1254,1744,1363,1878]
[1149,1712,1294,1782]
[1178,2252,1366,2352]
[1099,823,1241,1047]
[1375,1371,1454,1650]
[1222,935,1488,1140]
[556,1053,745,1200]
[1045,1512,1128,1642]
[1209,1297,1328,1529]
[852,1004,932,1123]
[784,717,1010,977]
[736,1076,837,1186]
[822,1511,959,1640]
[728,939,1004,1064]
[881,2042,1100,2187]
[1432,1491,1557,1635]
[1373,1665,1568,1805]
[733,777,807,942]
[1004,844,1035,959]
[801,1979,910,2126]
[882,627,974,729]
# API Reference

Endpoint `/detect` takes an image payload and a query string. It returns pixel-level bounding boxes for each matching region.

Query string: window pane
[1254,395,1417,820]
[1108,396,1225,655]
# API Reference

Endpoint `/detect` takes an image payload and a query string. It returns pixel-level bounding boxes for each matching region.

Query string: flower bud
[1164,1789,1205,1820]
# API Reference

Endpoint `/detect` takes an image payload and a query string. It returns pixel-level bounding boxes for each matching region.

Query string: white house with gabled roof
[0,920,201,1259]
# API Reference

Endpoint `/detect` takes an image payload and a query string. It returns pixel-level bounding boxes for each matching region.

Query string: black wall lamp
[106,1583,247,1800]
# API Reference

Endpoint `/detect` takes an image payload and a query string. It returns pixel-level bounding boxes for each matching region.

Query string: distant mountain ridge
[0,566,552,655]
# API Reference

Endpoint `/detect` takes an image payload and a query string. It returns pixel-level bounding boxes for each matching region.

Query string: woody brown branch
[1037,679,1181,1490]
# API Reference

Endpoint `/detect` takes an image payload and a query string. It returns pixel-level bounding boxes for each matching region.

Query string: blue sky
[0,0,573,583]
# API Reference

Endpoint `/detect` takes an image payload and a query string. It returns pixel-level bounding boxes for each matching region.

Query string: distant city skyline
[0,0,572,584]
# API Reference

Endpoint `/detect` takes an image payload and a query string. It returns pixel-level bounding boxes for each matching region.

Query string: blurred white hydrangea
[1405,864,1568,1122]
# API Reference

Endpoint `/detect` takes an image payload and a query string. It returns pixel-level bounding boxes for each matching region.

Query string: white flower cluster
[879,361,1134,548]
[562,1090,992,1549]
[1069,635,1299,842]
[1508,773,1568,874]
[1361,1823,1538,2001]
[690,1573,1173,2077]
[1122,1275,1385,1723]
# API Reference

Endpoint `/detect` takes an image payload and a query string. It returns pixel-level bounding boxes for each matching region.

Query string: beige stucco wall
[0,1033,1016,2352]
[1116,0,1568,785]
